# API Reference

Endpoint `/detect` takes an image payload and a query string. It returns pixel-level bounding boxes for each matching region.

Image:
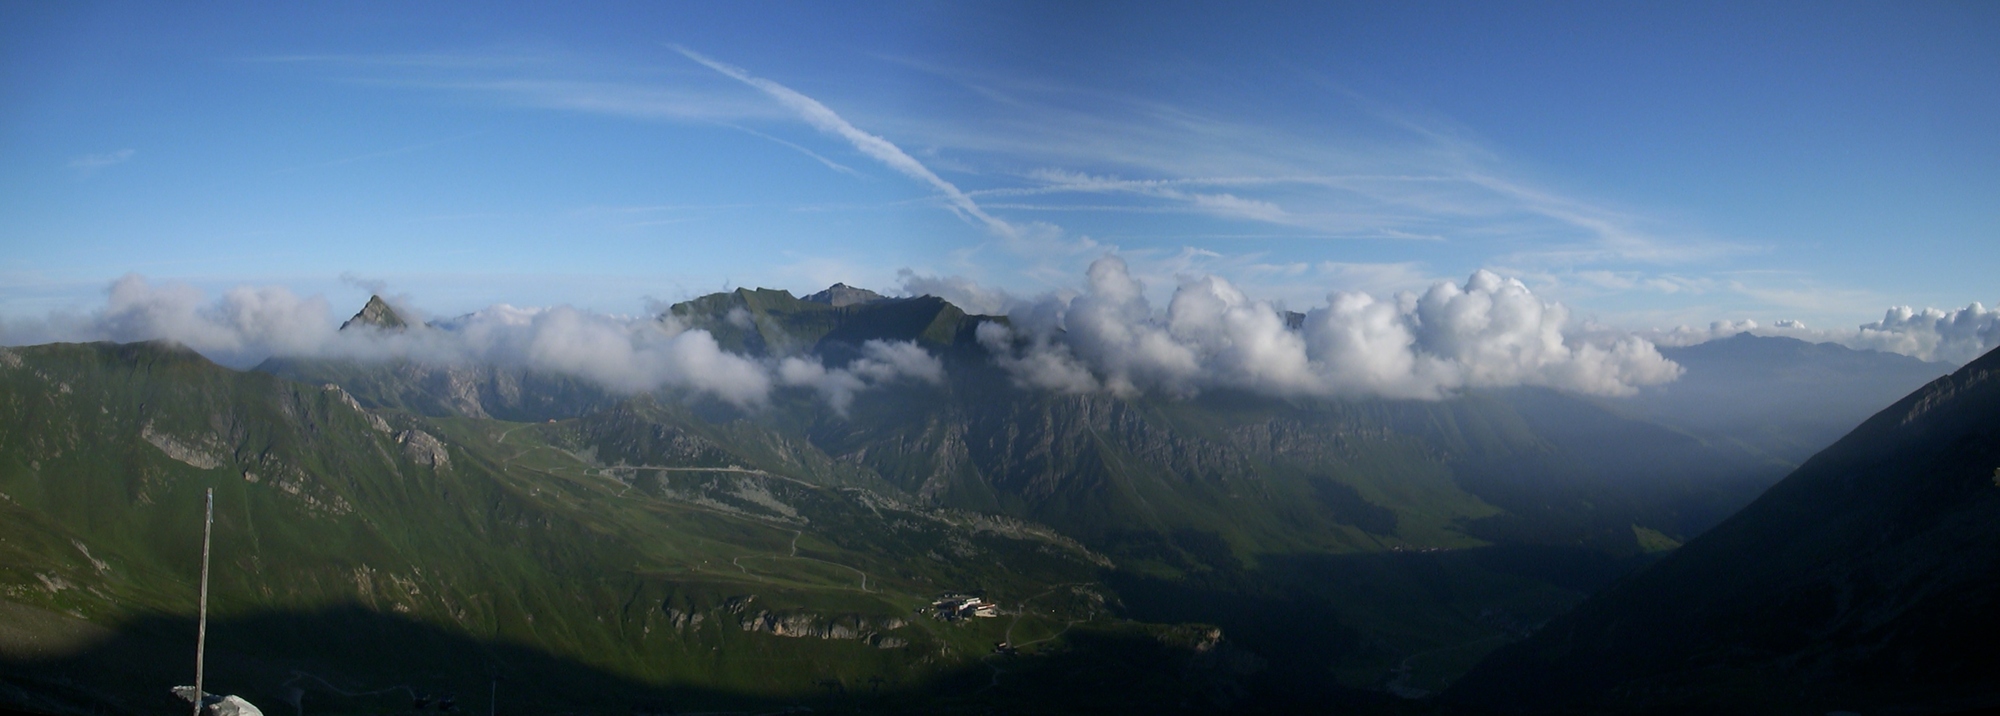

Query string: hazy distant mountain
[1449,344,2000,714]
[1622,332,1949,464]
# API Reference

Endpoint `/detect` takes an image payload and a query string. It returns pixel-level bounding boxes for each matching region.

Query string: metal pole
[193,488,213,716]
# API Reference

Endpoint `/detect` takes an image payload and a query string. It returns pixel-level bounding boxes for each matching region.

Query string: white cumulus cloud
[1852,303,2000,364]
[778,339,945,415]
[979,255,1683,400]
[90,274,337,366]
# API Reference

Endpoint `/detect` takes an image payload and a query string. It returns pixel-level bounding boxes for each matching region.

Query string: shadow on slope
[1446,345,2000,715]
[2,604,787,716]
[1102,541,1658,709]
[0,599,1310,716]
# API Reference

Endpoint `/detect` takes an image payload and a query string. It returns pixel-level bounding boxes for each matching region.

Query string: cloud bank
[977,255,1684,400]
[0,274,938,411]
[9,271,1992,412]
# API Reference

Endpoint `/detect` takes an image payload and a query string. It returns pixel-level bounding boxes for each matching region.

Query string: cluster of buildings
[928,593,1000,621]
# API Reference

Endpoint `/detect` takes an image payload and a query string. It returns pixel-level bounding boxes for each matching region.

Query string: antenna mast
[193,488,214,716]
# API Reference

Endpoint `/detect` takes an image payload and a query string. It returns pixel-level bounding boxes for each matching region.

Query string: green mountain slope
[1448,344,2000,714]
[7,342,1255,715]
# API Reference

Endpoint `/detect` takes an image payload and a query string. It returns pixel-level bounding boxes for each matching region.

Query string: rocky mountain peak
[341,295,411,331]
[803,283,883,307]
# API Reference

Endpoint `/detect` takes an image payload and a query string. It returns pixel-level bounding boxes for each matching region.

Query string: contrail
[673,45,1016,238]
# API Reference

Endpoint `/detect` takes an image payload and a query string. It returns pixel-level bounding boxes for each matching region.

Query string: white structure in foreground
[174,687,266,716]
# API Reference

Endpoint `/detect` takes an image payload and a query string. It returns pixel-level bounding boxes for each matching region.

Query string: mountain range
[0,284,1973,713]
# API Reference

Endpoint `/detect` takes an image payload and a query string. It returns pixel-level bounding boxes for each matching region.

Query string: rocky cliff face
[738,608,909,648]
[395,428,450,468]
[661,594,912,648]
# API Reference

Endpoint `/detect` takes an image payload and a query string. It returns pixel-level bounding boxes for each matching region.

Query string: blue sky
[3,1,1996,334]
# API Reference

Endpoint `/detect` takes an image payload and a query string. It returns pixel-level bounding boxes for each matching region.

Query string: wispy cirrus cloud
[295,47,1026,238]
[1721,277,1887,317]
[256,52,829,165]
[672,45,1017,238]
[444,76,780,122]
[722,124,862,177]
[273,46,1723,273]
[275,132,481,174]
[1461,173,1755,266]
[1007,169,1290,224]
[68,149,135,177]
[873,57,1755,265]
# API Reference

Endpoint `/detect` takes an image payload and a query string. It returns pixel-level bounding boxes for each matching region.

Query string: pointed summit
[340,295,411,331]
[802,283,882,307]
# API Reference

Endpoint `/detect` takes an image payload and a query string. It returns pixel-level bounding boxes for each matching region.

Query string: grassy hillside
[5,342,1239,714]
